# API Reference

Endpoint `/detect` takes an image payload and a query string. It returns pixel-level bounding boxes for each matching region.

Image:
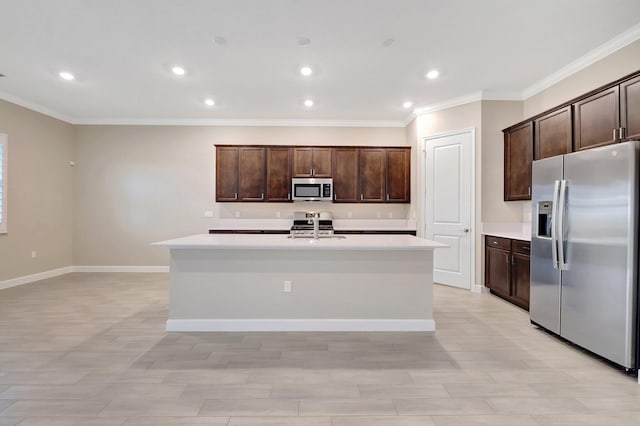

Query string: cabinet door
[312,147,332,177]
[292,147,313,177]
[621,75,640,140]
[574,86,620,150]
[332,148,359,202]
[504,122,533,201]
[485,246,511,298]
[266,147,291,201]
[215,146,239,201]
[359,148,385,202]
[385,148,410,203]
[534,106,572,160]
[511,253,530,310]
[238,147,266,201]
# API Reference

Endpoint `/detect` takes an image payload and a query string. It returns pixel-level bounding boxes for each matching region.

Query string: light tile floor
[0,272,639,425]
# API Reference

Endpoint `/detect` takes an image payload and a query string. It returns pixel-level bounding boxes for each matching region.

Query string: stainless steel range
[290,211,334,238]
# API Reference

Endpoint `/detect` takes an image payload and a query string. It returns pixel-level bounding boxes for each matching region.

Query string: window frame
[0,134,7,234]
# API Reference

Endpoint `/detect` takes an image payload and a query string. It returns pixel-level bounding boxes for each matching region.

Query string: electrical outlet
[283,280,292,293]
[235,211,240,218]
[276,211,281,218]
[204,211,214,218]
[31,250,37,259]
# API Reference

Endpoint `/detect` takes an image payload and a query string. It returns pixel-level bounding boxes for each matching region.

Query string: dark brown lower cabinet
[485,235,530,310]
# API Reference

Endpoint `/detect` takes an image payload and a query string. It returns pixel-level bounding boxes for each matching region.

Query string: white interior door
[424,130,473,290]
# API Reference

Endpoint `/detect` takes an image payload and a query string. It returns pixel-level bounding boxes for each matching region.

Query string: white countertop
[481,222,531,242]
[213,218,417,231]
[153,233,445,251]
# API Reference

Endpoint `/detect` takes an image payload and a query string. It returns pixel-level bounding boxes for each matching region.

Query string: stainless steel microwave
[291,178,333,201]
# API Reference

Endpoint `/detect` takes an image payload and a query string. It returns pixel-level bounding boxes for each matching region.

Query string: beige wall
[480,100,526,223]
[524,39,640,117]
[0,100,74,281]
[73,125,408,266]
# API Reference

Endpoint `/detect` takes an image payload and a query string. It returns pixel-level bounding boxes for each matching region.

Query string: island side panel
[167,248,434,331]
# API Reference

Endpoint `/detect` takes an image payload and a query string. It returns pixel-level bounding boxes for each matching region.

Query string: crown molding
[480,90,524,101]
[71,118,406,127]
[0,90,74,124]
[522,22,640,99]
[404,91,484,125]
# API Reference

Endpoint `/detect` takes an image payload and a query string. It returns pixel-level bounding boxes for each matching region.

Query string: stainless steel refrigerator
[530,140,639,369]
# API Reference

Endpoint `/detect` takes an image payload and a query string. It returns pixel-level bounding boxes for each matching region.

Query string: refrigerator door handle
[551,180,560,269]
[557,179,568,270]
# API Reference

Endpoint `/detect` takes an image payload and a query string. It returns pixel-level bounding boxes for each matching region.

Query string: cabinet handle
[261,193,264,200]
[613,128,618,141]
[311,168,315,176]
[620,126,626,140]
[386,194,390,201]
[528,187,531,196]
[234,192,238,200]
[334,193,337,201]
[287,193,290,200]
[360,194,364,201]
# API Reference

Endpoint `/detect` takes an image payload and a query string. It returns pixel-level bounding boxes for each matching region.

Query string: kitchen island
[153,234,445,332]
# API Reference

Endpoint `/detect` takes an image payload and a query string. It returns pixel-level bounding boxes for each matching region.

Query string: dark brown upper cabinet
[215,146,240,201]
[621,75,640,140]
[504,122,533,201]
[216,145,410,203]
[386,148,411,203]
[266,147,292,202]
[238,147,266,201]
[534,106,572,160]
[293,147,332,177]
[573,86,620,150]
[332,148,359,202]
[359,148,386,202]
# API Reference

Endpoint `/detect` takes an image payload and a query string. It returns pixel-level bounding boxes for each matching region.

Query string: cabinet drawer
[512,240,531,255]
[485,236,511,250]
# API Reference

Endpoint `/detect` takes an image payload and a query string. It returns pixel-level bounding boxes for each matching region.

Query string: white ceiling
[1,0,640,125]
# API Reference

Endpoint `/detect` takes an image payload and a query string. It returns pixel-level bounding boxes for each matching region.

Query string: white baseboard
[0,265,169,290]
[166,318,436,332]
[72,265,169,273]
[472,284,488,294]
[0,266,74,290]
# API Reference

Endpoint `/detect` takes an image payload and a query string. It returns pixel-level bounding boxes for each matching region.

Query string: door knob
[463,228,469,233]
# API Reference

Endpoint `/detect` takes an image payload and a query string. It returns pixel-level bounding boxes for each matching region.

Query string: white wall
[0,100,74,281]
[73,125,409,266]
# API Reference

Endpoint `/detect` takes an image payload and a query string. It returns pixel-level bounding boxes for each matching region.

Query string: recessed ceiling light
[426,69,439,79]
[304,99,314,107]
[300,66,313,76]
[59,71,75,81]
[204,99,215,107]
[297,37,311,47]
[171,66,186,76]
[382,38,395,47]
[402,101,413,109]
[213,36,227,46]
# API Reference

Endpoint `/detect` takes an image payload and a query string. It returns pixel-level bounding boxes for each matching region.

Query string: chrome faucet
[308,214,320,239]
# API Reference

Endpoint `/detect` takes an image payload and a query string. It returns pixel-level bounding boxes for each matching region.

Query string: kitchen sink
[287,235,346,239]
